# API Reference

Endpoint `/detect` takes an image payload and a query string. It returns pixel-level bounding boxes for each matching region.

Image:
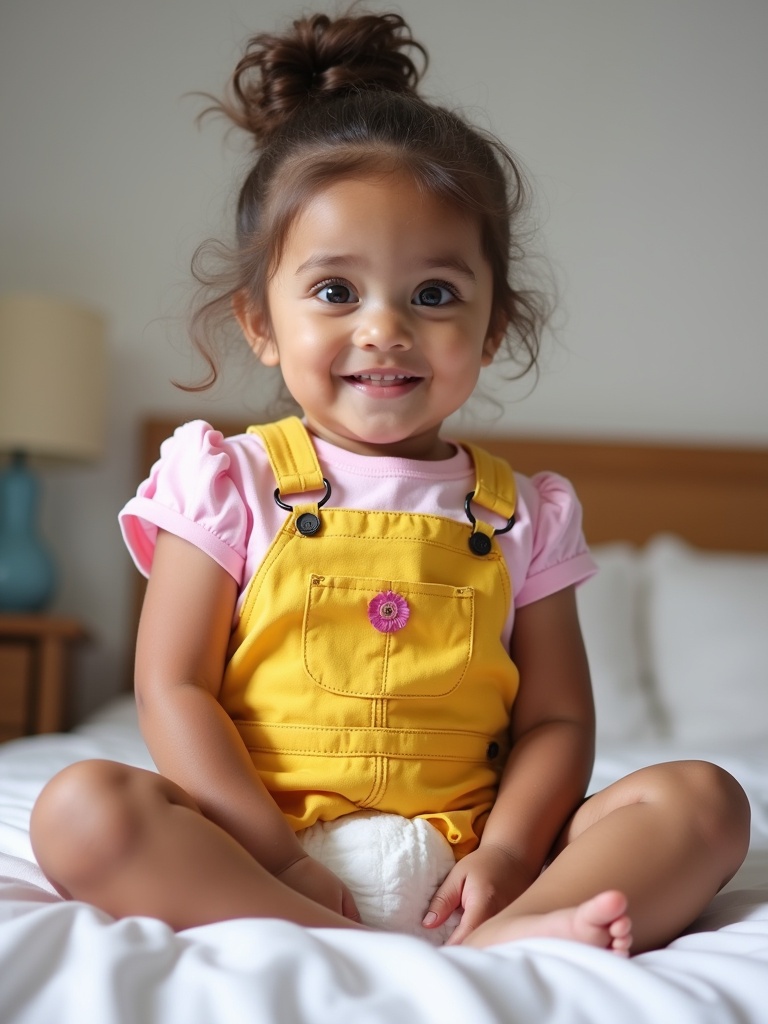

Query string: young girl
[31,10,749,955]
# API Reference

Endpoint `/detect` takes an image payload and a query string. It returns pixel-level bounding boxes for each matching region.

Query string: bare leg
[464,761,750,954]
[463,890,633,954]
[30,760,367,932]
[31,759,749,952]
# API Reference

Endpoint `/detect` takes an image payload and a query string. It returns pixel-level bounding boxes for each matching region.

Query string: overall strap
[248,418,328,535]
[461,442,517,520]
[248,417,324,497]
[460,442,517,552]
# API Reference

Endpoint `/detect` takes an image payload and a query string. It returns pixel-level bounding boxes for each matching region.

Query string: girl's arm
[423,584,595,940]
[482,582,595,868]
[134,530,359,916]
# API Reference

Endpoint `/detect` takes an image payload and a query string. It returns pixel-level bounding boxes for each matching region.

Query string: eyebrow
[422,256,477,282]
[294,253,477,282]
[294,254,356,276]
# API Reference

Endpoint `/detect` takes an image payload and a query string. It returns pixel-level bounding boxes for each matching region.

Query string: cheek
[441,331,490,372]
[279,349,330,394]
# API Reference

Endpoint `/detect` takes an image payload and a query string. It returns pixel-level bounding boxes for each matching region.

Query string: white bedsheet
[1,698,767,1024]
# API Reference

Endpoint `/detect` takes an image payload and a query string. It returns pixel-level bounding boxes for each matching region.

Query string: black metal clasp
[274,479,332,536]
[463,491,515,555]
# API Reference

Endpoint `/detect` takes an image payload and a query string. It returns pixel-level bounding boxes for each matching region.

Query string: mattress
[1,694,767,1024]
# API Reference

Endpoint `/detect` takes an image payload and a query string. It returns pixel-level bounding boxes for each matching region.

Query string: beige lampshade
[0,293,107,460]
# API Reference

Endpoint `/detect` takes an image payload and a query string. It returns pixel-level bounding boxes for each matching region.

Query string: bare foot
[461,890,633,956]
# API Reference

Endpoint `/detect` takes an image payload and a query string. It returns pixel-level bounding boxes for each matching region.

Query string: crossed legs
[30,758,749,952]
[463,760,750,953]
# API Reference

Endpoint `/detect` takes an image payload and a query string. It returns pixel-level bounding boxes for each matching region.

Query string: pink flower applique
[368,590,410,633]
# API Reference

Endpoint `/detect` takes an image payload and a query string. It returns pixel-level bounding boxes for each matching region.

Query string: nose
[352,304,412,351]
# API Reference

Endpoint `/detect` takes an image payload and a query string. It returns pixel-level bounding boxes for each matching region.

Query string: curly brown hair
[184,10,552,392]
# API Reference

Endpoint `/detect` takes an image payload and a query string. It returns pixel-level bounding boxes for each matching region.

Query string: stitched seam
[312,577,474,596]
[257,420,323,494]
[381,630,390,696]
[302,580,474,698]
[373,757,389,806]
[494,557,511,610]
[240,524,293,632]
[523,550,589,582]
[303,530,502,560]
[274,421,301,487]
[244,748,491,762]
[235,723,491,740]
[315,461,471,482]
[358,754,381,806]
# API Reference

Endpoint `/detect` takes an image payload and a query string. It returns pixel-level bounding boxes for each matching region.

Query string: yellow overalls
[219,418,520,857]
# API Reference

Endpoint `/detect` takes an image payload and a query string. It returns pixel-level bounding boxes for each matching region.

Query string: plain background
[1,0,766,718]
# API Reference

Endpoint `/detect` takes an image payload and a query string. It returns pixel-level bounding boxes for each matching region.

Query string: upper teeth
[355,374,408,381]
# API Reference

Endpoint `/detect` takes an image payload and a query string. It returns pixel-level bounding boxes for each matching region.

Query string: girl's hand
[422,843,536,945]
[276,854,362,922]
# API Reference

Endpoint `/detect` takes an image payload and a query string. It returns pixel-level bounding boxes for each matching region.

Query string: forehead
[281,171,486,264]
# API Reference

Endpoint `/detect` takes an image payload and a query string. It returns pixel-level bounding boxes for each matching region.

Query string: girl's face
[238,171,505,460]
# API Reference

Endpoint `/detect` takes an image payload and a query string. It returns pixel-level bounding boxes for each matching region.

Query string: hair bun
[223,12,427,144]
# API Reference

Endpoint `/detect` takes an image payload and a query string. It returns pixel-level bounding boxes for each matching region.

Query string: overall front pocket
[302,574,474,699]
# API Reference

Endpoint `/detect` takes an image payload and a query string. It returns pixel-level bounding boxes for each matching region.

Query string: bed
[1,417,767,1024]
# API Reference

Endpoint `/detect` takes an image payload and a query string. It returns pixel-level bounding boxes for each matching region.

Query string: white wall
[1,0,766,718]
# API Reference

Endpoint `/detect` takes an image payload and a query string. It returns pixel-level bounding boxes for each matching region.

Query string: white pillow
[576,544,659,743]
[645,535,768,743]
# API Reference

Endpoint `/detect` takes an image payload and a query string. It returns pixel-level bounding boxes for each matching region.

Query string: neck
[306,425,456,461]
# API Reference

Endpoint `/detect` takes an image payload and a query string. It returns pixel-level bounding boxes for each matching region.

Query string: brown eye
[319,283,354,303]
[413,284,454,306]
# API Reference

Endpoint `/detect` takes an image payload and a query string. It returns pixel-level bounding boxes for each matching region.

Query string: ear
[233,290,279,367]
[481,314,508,366]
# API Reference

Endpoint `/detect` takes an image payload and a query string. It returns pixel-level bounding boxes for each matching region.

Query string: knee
[645,760,751,867]
[30,760,154,894]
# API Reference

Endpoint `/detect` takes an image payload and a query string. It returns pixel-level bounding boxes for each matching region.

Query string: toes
[608,912,633,955]
[583,889,629,926]
[610,931,633,956]
[609,913,632,939]
[579,892,633,955]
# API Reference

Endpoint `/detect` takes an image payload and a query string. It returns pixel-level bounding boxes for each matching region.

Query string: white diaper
[298,812,461,945]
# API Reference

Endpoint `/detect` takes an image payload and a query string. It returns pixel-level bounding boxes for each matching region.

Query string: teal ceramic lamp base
[0,453,56,613]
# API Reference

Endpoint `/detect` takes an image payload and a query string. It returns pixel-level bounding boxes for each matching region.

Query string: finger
[422,874,464,929]
[341,887,362,923]
[444,916,478,946]
[443,894,495,945]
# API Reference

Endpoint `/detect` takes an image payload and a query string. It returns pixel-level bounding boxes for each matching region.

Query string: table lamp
[0,293,107,612]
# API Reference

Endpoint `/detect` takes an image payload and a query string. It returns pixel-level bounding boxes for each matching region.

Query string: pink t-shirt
[119,421,597,647]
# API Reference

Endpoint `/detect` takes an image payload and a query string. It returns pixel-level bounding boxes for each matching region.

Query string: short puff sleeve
[512,471,597,608]
[119,420,250,584]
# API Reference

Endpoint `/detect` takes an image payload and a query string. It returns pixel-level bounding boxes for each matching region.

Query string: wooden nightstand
[0,615,86,741]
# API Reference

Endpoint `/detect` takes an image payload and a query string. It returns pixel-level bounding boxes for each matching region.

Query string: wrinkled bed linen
[1,698,767,1024]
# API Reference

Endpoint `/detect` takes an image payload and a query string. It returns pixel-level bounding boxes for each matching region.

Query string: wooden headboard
[139,416,768,552]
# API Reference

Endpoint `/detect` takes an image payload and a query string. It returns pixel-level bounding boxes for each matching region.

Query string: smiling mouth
[345,373,421,387]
